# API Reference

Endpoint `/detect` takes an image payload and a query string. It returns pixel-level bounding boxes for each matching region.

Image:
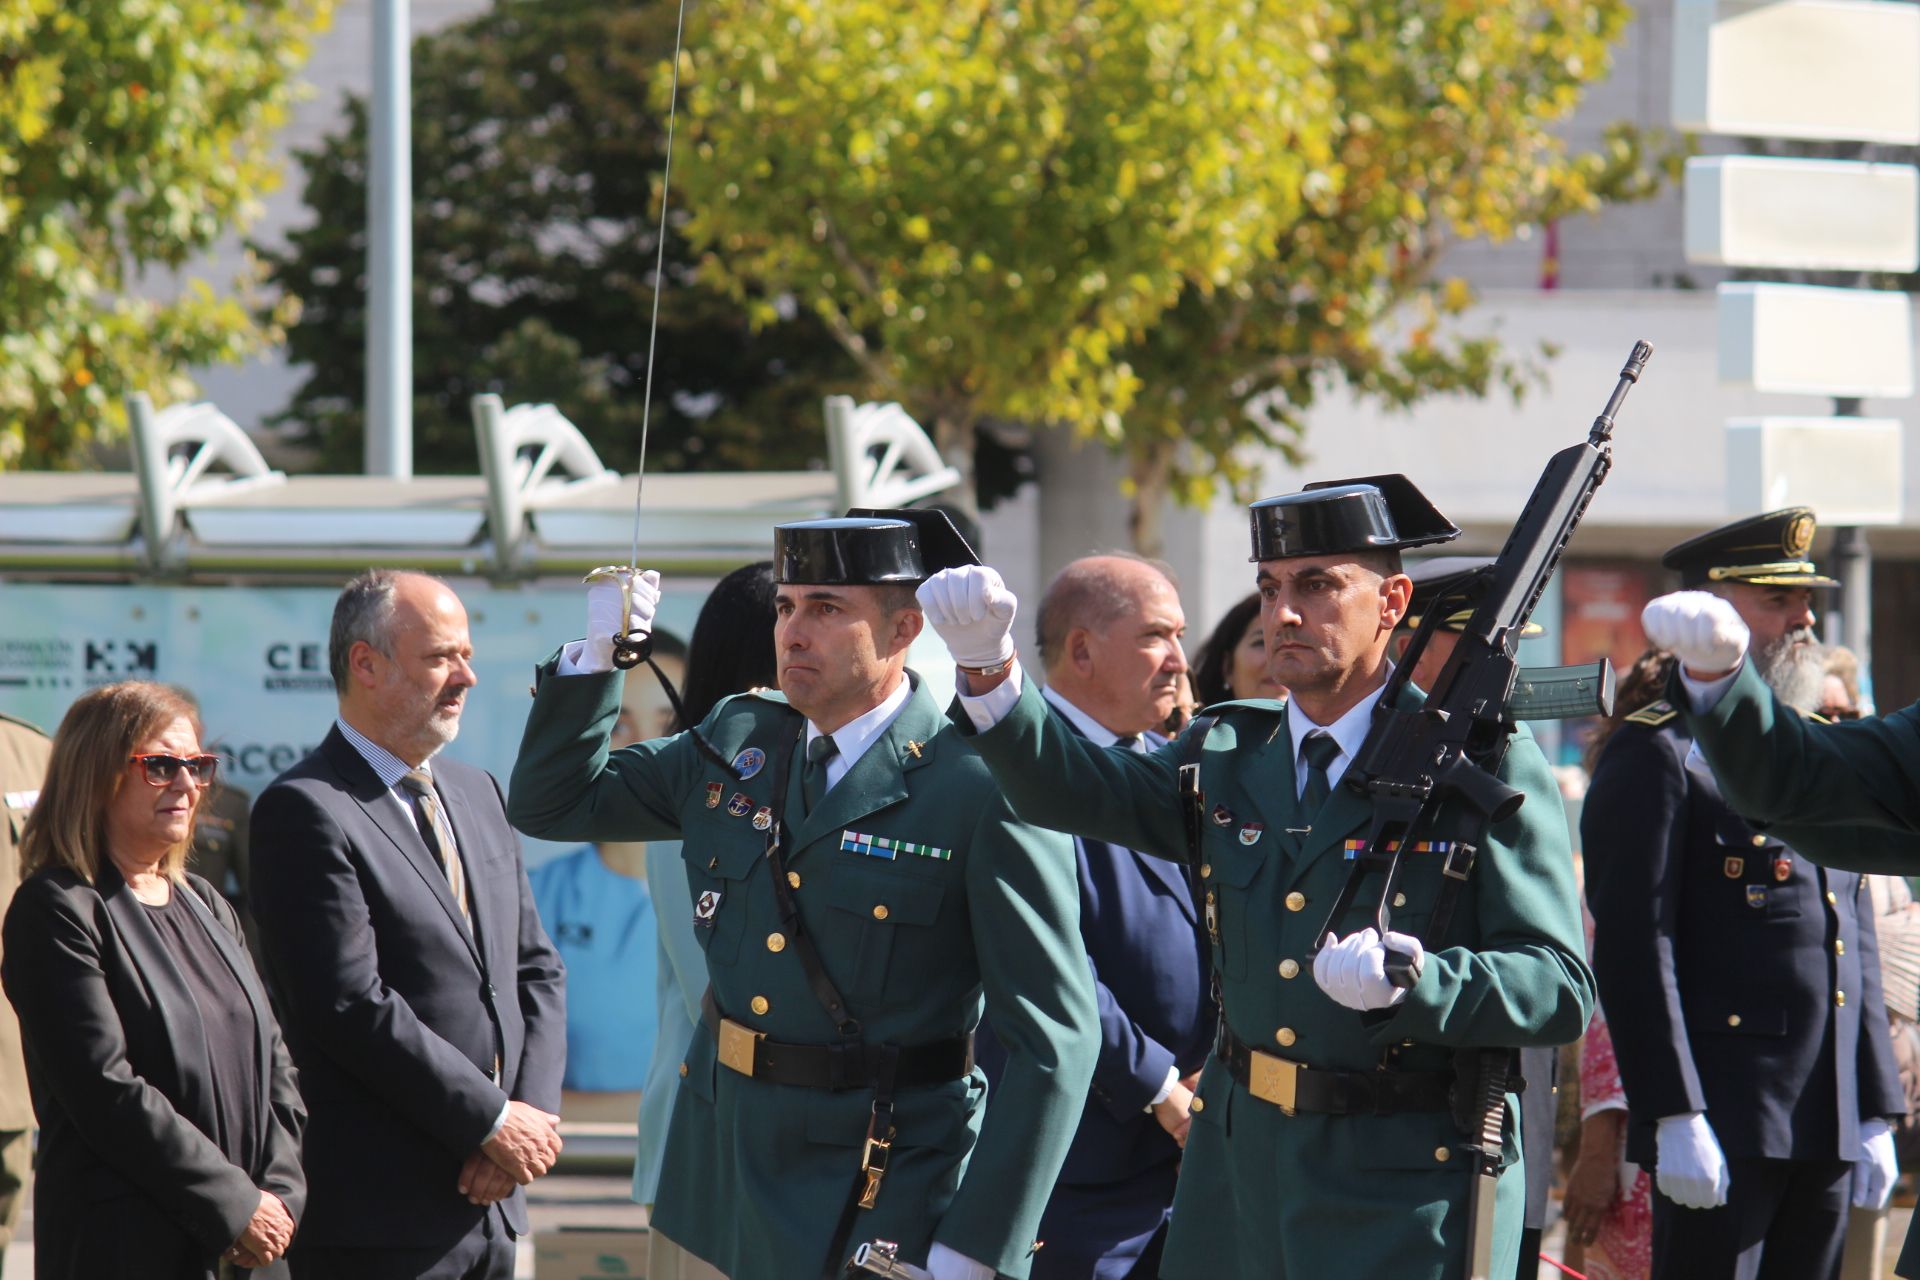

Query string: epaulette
[1624,700,1678,728]
[0,711,48,739]
[1196,696,1289,716]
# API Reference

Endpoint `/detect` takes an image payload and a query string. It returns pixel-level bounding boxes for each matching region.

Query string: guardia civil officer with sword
[911,347,1655,1277]
[509,512,1097,1280]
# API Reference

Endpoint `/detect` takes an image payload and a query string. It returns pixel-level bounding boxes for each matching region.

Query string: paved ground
[0,1181,1907,1277]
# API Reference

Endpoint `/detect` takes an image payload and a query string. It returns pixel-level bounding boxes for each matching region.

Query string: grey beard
[1754,630,1826,713]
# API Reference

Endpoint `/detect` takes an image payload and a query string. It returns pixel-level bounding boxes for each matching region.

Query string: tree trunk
[932,410,979,516]
[1128,442,1174,558]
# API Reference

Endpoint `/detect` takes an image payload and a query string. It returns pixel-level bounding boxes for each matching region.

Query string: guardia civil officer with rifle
[917,473,1594,1278]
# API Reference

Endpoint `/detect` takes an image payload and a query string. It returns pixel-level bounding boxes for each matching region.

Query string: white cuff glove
[1640,591,1749,678]
[1655,1112,1729,1210]
[926,1243,993,1280]
[1311,928,1421,1011]
[915,566,1018,670]
[580,568,660,675]
[1853,1117,1898,1209]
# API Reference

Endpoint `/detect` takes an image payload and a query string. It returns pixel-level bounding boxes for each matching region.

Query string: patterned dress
[1579,919,1653,1280]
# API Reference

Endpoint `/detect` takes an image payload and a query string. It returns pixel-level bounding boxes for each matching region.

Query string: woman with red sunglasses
[2,680,305,1278]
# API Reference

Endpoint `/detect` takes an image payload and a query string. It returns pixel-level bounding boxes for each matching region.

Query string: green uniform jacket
[509,662,1096,1280]
[952,678,1593,1280]
[1683,663,1920,1278]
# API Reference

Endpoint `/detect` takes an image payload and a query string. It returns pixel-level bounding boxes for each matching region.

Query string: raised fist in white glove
[915,566,1018,672]
[580,568,660,675]
[1640,591,1749,678]
[1853,1117,1898,1209]
[1655,1112,1729,1210]
[1311,928,1422,1011]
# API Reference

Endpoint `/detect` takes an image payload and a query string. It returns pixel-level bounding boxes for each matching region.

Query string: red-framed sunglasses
[127,754,220,787]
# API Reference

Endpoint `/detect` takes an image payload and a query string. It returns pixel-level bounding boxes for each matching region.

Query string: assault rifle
[1315,339,1652,1280]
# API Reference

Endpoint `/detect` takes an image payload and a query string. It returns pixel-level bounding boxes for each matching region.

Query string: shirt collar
[805,676,913,773]
[1285,669,1392,792]
[1041,685,1150,752]
[336,716,419,790]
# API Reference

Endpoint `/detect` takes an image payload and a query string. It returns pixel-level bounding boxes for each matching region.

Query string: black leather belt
[1215,1023,1453,1117]
[701,997,972,1091]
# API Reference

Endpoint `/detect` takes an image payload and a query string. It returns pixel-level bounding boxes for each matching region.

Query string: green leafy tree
[673,0,1676,544]
[261,0,859,476]
[0,0,330,469]
[675,0,1331,511]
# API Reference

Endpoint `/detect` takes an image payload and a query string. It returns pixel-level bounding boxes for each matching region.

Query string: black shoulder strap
[1177,716,1221,1000]
[762,717,861,1038]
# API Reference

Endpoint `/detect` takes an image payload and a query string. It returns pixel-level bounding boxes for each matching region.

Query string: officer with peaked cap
[1395,556,1546,694]
[1587,509,1901,1280]
[917,476,1593,1279]
[508,510,1096,1280]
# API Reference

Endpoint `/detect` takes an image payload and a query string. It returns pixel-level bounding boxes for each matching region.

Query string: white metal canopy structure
[0,394,960,581]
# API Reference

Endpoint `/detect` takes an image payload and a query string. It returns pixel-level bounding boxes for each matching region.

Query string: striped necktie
[400,767,470,928]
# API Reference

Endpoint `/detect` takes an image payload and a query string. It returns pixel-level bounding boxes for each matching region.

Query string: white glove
[1640,591,1749,677]
[1655,1112,1730,1210]
[915,566,1018,671]
[580,569,660,674]
[1853,1117,1898,1209]
[925,1244,992,1280]
[1311,928,1421,1011]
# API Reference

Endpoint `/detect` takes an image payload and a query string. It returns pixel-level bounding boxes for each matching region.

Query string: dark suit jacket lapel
[320,729,482,968]
[177,881,279,1168]
[436,769,495,973]
[98,864,213,1129]
[788,679,938,853]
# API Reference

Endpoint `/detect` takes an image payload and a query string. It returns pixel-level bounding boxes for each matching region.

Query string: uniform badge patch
[705,782,725,809]
[1211,804,1233,827]
[1745,885,1768,909]
[752,806,773,831]
[731,748,766,780]
[694,890,722,925]
[1723,856,1743,879]
[726,792,752,818]
[840,830,953,862]
[1773,856,1792,883]
[1239,823,1264,846]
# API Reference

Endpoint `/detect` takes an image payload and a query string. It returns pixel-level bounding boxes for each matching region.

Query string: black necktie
[804,734,839,813]
[1300,733,1341,815]
[1114,734,1140,752]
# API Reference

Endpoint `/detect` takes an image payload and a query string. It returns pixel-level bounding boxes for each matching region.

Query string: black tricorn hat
[1247,473,1460,563]
[1661,507,1838,590]
[1399,556,1545,636]
[773,508,982,586]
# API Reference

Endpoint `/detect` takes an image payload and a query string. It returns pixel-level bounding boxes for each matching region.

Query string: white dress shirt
[1285,676,1392,801]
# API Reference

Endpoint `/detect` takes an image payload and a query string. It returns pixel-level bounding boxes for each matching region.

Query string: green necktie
[1299,732,1341,815]
[804,733,839,814]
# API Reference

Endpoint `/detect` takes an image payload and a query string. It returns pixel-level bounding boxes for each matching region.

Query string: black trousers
[291,1218,515,1280]
[1650,1156,1851,1280]
[1513,1226,1542,1280]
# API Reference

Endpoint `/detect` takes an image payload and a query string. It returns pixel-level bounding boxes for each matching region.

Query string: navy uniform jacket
[1582,702,1903,1168]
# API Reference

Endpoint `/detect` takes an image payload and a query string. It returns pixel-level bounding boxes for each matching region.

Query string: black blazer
[1,866,305,1280]
[1584,707,1905,1166]
[248,728,565,1250]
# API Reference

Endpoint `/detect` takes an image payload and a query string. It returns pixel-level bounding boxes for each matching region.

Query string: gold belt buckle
[1247,1049,1300,1116]
[717,1017,763,1078]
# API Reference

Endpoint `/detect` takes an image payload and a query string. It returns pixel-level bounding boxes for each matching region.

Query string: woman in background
[636,562,779,1280]
[1188,592,1285,707]
[3,681,304,1278]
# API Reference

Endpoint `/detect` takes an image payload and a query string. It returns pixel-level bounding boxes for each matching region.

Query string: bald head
[332,569,477,765]
[1038,555,1187,736]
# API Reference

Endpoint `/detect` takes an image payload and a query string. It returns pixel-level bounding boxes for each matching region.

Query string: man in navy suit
[250,570,568,1280]
[980,555,1213,1280]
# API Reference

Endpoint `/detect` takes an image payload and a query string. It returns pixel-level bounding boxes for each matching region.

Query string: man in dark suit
[981,554,1212,1280]
[250,569,568,1280]
[1584,511,1902,1280]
